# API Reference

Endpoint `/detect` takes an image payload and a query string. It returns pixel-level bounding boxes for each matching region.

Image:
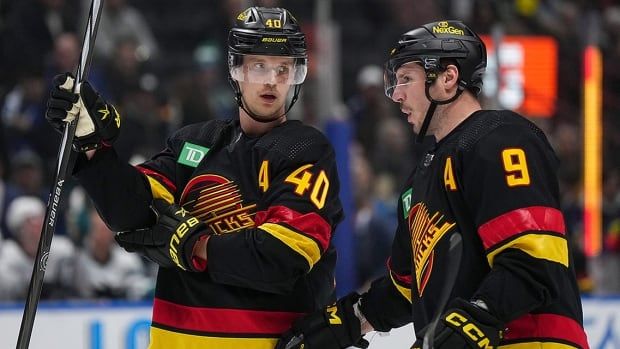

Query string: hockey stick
[422,232,463,349]
[16,1,104,347]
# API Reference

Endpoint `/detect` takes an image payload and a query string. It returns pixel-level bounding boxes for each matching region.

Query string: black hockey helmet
[227,7,308,122]
[228,7,308,85]
[384,20,487,98]
[229,7,307,60]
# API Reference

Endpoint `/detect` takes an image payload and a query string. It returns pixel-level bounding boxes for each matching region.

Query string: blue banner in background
[0,295,618,348]
[326,119,358,296]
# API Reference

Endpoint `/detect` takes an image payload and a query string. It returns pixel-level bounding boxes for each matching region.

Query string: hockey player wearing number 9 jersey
[277,20,588,349]
[45,7,343,349]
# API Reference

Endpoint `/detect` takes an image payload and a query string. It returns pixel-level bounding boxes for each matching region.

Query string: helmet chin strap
[230,77,302,124]
[415,81,464,143]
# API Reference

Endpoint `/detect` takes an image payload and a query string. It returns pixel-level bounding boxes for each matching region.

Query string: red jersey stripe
[152,298,304,335]
[254,205,331,251]
[503,313,589,348]
[387,257,413,285]
[478,206,566,250]
[136,165,177,193]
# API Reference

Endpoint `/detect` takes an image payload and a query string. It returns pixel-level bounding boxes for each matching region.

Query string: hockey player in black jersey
[277,20,589,349]
[46,7,344,349]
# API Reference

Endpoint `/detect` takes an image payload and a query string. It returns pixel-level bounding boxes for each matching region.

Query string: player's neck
[239,109,287,136]
[433,96,481,141]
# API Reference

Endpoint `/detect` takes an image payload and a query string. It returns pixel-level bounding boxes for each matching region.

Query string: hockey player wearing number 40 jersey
[278,21,589,349]
[45,7,343,349]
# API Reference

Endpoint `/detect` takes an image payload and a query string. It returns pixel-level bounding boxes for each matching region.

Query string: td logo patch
[401,188,412,219]
[178,142,210,167]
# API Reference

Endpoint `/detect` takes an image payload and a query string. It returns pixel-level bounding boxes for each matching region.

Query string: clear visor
[230,54,307,85]
[383,61,422,98]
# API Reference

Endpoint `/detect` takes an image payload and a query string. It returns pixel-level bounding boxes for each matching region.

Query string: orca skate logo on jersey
[408,202,456,296]
[423,153,434,167]
[178,142,210,167]
[179,174,256,234]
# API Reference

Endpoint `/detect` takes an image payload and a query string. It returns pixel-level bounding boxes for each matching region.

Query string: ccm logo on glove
[445,311,492,347]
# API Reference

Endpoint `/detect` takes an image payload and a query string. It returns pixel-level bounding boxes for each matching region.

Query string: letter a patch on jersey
[178,142,210,167]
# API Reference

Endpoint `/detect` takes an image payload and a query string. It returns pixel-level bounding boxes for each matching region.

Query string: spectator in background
[90,0,159,61]
[0,160,21,239]
[8,150,47,200]
[6,150,71,238]
[44,32,107,95]
[369,117,413,185]
[549,121,591,291]
[589,170,620,295]
[0,0,79,89]
[1,72,55,162]
[101,37,167,161]
[0,110,8,171]
[177,42,236,124]
[351,146,398,286]
[347,64,397,157]
[0,196,75,301]
[73,205,154,300]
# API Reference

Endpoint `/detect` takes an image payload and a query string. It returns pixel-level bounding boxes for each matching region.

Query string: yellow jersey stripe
[500,341,580,349]
[390,273,412,303]
[149,326,277,349]
[487,233,569,267]
[145,175,174,204]
[260,222,321,268]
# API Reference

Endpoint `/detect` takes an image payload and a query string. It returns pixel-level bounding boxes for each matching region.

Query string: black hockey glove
[276,293,369,349]
[115,199,212,271]
[412,298,503,349]
[46,72,121,152]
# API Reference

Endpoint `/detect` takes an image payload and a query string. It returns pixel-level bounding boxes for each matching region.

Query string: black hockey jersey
[75,119,343,348]
[361,110,589,348]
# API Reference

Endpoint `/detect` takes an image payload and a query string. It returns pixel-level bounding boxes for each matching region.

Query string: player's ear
[442,64,459,90]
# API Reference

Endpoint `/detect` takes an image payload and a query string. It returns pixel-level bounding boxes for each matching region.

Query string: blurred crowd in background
[1,0,620,302]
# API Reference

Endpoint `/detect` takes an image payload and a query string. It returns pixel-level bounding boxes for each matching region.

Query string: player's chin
[253,108,283,122]
[258,102,284,118]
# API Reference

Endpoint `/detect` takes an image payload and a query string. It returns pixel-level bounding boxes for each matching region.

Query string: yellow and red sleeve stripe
[388,258,412,303]
[136,166,176,204]
[255,205,331,269]
[152,297,303,335]
[478,206,569,267]
[501,313,589,349]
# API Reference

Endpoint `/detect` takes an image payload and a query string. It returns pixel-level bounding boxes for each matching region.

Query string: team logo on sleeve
[178,142,210,167]
[179,174,256,234]
[408,202,456,296]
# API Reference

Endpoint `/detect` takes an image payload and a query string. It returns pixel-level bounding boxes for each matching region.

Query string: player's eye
[276,65,290,75]
[250,62,266,72]
[397,75,412,85]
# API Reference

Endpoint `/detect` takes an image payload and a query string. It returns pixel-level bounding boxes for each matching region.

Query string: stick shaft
[16,1,104,347]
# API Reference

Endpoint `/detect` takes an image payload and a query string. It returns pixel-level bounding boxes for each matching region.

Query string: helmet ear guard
[421,57,440,84]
